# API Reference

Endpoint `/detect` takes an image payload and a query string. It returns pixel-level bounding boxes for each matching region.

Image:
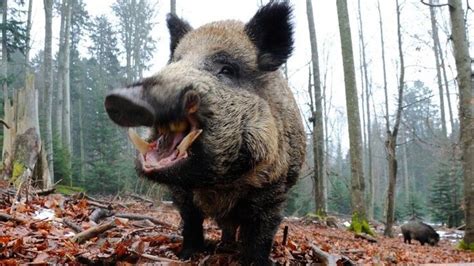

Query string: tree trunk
[433,5,455,135]
[13,74,51,188]
[336,0,366,219]
[357,0,373,220]
[377,0,390,131]
[24,0,33,72]
[439,44,455,134]
[170,0,176,15]
[43,0,54,182]
[306,0,326,214]
[448,0,474,246]
[384,134,398,236]
[384,0,405,237]
[62,0,72,151]
[402,130,410,203]
[2,0,8,155]
[78,89,85,180]
[55,0,66,141]
[429,0,447,137]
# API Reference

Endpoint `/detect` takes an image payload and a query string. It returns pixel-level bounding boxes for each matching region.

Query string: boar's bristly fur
[401,221,440,246]
[104,2,306,265]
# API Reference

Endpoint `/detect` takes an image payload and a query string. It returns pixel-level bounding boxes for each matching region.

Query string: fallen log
[0,212,27,224]
[71,220,117,244]
[89,208,113,224]
[311,244,355,266]
[126,193,154,205]
[129,249,182,263]
[114,213,174,228]
[33,187,55,196]
[456,224,465,230]
[355,233,377,243]
[63,218,82,233]
[311,244,338,265]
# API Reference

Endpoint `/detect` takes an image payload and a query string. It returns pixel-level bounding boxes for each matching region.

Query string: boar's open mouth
[128,117,202,172]
[105,86,203,172]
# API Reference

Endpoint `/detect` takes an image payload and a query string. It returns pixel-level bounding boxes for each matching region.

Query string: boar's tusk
[128,128,150,155]
[177,129,202,156]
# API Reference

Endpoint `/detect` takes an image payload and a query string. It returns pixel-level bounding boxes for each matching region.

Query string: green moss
[56,185,85,195]
[349,212,375,236]
[306,209,327,221]
[10,161,26,186]
[458,240,474,251]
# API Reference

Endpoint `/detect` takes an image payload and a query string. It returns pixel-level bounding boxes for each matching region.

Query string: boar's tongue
[128,127,202,171]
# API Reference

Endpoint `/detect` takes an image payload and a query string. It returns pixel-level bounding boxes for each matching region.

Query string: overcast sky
[27,0,474,150]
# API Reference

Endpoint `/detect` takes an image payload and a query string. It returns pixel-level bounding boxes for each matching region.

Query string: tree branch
[0,119,10,129]
[420,0,451,7]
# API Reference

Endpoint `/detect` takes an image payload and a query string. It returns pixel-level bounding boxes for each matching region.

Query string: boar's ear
[245,1,294,71]
[167,13,193,56]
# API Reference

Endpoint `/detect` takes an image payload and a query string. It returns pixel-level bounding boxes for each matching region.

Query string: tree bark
[448,0,473,246]
[384,0,405,237]
[336,0,366,219]
[14,75,51,188]
[439,43,455,133]
[78,88,85,180]
[402,129,410,203]
[62,0,72,151]
[357,0,373,220]
[24,0,33,73]
[377,0,390,131]
[55,0,66,141]
[429,0,447,137]
[43,0,54,182]
[306,0,326,214]
[2,0,10,169]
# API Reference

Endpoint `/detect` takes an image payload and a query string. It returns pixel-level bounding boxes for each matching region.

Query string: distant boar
[104,2,305,265]
[401,221,440,246]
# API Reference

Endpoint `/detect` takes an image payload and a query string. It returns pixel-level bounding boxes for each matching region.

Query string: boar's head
[104,2,305,190]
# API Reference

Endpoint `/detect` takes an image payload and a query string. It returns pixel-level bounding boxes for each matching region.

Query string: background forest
[1,0,473,244]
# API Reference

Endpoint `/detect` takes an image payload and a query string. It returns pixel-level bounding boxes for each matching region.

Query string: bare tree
[55,0,66,141]
[62,0,72,151]
[1,0,12,173]
[306,0,326,214]
[384,0,405,237]
[447,0,473,246]
[24,0,33,72]
[336,0,366,220]
[43,0,54,181]
[357,0,374,219]
[429,0,447,137]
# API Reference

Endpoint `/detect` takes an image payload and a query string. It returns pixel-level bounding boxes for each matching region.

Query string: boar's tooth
[128,128,150,154]
[177,129,203,155]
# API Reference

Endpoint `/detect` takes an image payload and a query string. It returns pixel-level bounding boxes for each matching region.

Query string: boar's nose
[104,86,155,127]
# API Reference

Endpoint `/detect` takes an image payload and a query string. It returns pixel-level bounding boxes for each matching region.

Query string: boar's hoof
[178,247,198,260]
[240,256,272,266]
[215,241,239,254]
[178,243,207,260]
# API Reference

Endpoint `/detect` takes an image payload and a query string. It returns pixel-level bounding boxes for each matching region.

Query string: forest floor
[0,183,473,265]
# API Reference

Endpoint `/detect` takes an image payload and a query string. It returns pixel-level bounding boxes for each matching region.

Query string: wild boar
[104,2,306,265]
[401,221,440,246]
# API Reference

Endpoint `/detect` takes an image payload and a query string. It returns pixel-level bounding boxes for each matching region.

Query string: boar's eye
[218,64,239,78]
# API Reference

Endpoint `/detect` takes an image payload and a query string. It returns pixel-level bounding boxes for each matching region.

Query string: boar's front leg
[239,210,281,265]
[216,219,239,253]
[169,186,205,260]
[238,184,285,266]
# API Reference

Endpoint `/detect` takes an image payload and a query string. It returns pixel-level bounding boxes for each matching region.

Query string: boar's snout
[105,86,156,127]
[105,84,201,128]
